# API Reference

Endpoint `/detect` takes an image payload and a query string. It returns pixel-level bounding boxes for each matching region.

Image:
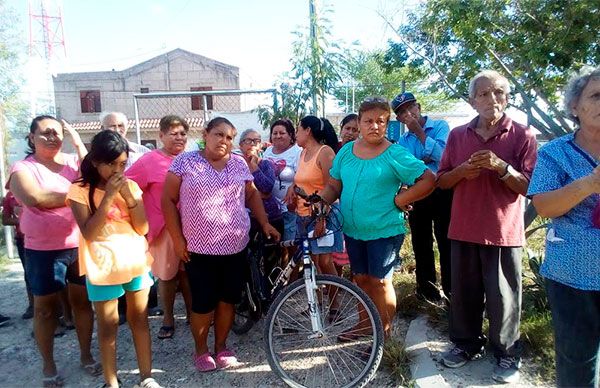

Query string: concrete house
[53,48,240,147]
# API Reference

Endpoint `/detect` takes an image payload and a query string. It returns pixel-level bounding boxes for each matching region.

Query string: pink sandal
[193,352,217,372]
[215,349,238,369]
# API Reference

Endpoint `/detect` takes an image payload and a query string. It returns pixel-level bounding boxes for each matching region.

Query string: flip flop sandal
[193,352,217,372]
[157,325,175,339]
[42,374,64,388]
[215,349,238,369]
[81,361,103,377]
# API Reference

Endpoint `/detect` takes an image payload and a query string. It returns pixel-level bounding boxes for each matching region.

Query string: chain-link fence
[132,89,277,150]
[328,81,469,141]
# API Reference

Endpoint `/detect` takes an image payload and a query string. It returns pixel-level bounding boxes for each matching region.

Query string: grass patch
[0,253,10,273]
[521,310,555,383]
[382,337,413,387]
[392,257,449,332]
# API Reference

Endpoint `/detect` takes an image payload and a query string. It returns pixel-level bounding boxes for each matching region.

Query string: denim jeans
[546,279,600,387]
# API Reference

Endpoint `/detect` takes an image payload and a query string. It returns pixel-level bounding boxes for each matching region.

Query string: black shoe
[0,314,10,327]
[441,346,485,368]
[21,305,34,320]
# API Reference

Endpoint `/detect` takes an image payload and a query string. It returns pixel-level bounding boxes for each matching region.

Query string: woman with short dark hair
[320,99,435,338]
[162,117,280,372]
[263,119,302,241]
[9,115,99,387]
[126,115,193,340]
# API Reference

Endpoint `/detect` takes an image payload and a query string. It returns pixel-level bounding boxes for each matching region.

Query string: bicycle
[263,187,384,388]
[232,224,280,334]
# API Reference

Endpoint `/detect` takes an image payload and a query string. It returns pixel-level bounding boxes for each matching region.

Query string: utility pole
[308,0,319,115]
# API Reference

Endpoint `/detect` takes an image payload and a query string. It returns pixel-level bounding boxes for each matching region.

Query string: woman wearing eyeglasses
[263,119,302,241]
[239,129,283,232]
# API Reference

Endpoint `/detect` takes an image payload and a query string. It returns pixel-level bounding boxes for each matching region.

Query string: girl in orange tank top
[289,116,344,317]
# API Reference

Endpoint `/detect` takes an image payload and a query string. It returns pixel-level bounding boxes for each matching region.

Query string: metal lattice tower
[28,0,66,61]
[28,0,67,116]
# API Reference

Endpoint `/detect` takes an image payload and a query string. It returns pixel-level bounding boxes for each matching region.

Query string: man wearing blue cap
[391,92,452,302]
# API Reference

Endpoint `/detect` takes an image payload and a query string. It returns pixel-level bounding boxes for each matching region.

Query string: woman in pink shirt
[126,115,193,340]
[9,115,99,387]
[162,117,280,372]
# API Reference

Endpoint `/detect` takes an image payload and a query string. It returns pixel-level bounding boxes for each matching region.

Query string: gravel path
[0,258,555,388]
[0,259,401,387]
[424,323,552,387]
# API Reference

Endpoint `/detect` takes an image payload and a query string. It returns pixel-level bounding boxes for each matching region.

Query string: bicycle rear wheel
[264,274,384,388]
[233,282,260,335]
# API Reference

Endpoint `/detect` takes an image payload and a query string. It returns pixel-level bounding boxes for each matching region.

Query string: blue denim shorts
[86,272,154,302]
[282,211,298,241]
[25,248,85,296]
[296,208,344,254]
[344,234,405,279]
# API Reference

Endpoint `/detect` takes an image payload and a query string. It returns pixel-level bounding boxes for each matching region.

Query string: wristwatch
[500,164,518,181]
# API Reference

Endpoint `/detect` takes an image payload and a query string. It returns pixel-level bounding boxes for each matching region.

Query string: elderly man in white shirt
[100,111,150,169]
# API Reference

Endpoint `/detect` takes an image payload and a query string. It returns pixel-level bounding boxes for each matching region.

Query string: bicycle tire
[264,274,384,388]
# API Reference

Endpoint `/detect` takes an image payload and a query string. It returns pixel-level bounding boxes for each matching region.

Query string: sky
[9,0,420,89]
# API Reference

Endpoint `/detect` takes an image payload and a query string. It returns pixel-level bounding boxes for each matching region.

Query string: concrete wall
[53,50,240,123]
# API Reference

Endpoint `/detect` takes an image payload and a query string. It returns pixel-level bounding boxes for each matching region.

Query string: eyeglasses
[241,138,261,145]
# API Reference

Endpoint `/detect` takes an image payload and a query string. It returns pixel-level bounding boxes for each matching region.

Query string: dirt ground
[0,257,553,388]
[0,259,401,388]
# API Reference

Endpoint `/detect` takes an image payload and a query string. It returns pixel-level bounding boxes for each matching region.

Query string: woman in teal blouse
[321,97,435,338]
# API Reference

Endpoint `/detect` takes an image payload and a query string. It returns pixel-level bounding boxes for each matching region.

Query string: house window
[80,90,102,113]
[140,87,149,93]
[191,86,213,110]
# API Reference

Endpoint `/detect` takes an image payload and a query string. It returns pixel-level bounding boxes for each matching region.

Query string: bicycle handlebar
[294,186,324,205]
[265,239,298,248]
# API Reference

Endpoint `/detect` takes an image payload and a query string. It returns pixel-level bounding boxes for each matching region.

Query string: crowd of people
[0,67,598,388]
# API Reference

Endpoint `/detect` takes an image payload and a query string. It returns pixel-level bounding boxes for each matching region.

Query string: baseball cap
[390,92,417,112]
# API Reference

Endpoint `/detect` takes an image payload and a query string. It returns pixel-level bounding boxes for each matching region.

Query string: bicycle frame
[269,237,325,335]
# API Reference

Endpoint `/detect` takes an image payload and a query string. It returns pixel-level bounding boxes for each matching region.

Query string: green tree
[333,47,456,113]
[1,0,29,174]
[255,2,343,128]
[255,81,309,128]
[387,0,600,139]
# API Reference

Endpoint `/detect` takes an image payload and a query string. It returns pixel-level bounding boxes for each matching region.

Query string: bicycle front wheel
[264,274,384,388]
